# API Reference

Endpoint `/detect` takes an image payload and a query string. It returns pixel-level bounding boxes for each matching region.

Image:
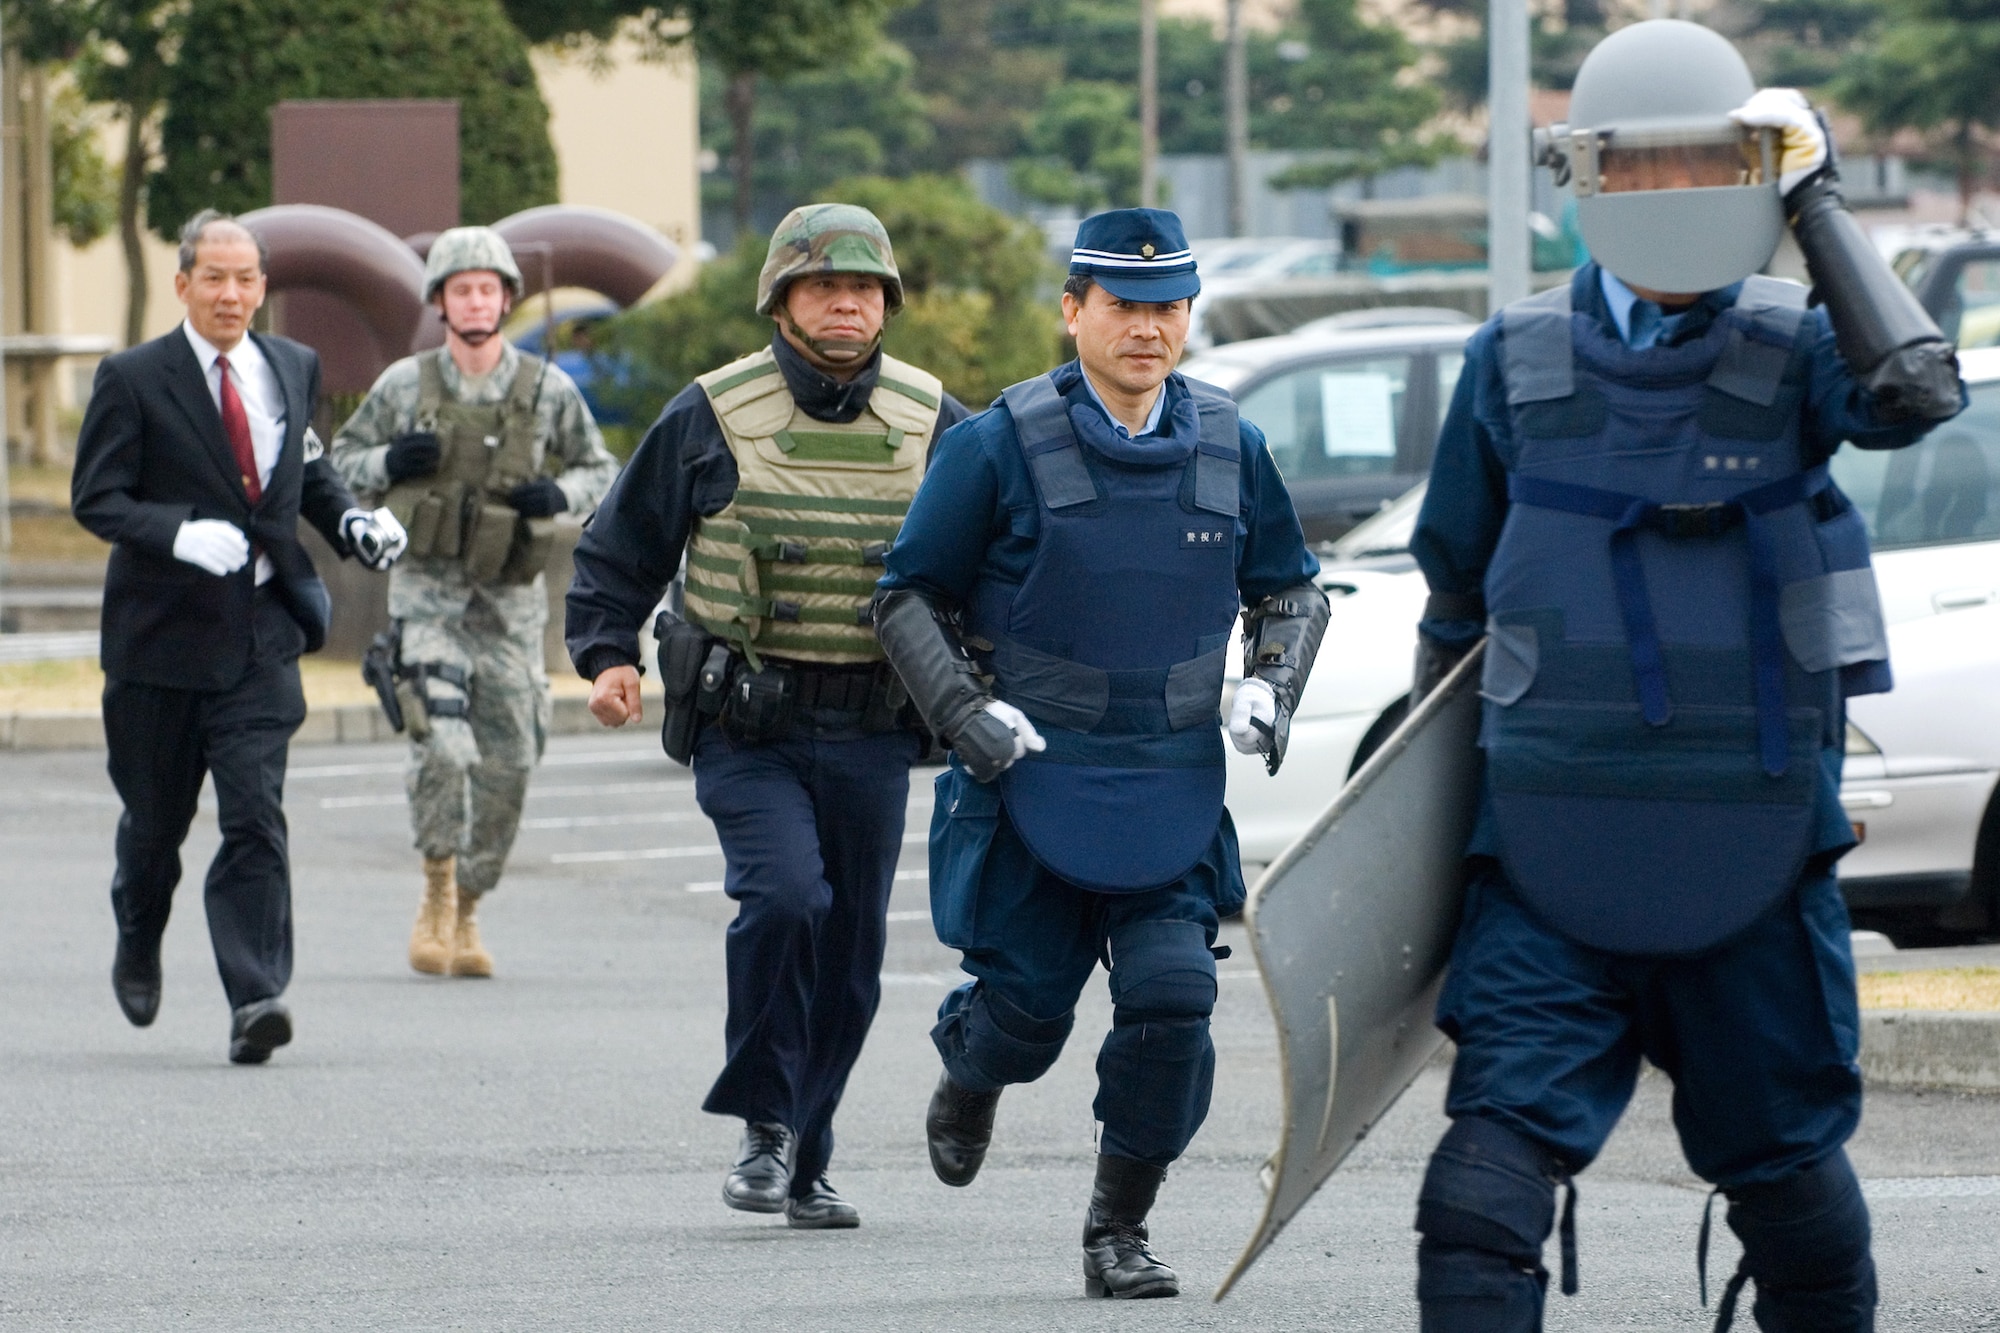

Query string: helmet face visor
[1598,138,1761,194]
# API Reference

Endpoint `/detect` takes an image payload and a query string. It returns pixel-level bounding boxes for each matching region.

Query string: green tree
[150,0,558,234]
[1835,0,2000,217]
[681,0,894,234]
[697,34,933,238]
[50,80,117,248]
[1010,81,1142,210]
[500,0,650,44]
[1253,0,1448,186]
[598,173,1061,413]
[5,0,182,344]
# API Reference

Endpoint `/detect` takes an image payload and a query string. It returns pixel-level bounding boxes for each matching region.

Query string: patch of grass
[1858,966,2000,1012]
[8,512,106,564]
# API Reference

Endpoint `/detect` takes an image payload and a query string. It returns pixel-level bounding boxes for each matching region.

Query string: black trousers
[103,590,308,1010]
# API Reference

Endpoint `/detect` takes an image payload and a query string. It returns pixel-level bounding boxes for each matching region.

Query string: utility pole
[1487,0,1531,312]
[1139,0,1159,209]
[1224,0,1248,236]
[0,16,13,555]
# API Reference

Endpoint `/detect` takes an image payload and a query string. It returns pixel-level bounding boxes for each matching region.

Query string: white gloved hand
[981,699,1047,763]
[171,519,250,576]
[1227,677,1278,755]
[342,506,408,571]
[1729,88,1827,198]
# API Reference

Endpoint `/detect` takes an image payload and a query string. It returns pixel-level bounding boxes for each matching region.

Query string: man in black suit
[71,209,407,1064]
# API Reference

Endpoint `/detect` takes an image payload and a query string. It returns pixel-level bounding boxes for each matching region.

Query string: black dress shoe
[785,1174,860,1230]
[112,938,162,1028]
[926,1070,1001,1187]
[228,998,292,1065]
[722,1122,795,1213]
[1082,1154,1179,1299]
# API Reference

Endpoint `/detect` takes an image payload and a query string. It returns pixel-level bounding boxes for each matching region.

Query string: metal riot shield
[1216,639,1486,1299]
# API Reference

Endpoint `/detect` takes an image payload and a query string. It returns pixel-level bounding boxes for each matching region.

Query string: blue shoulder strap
[1500,283,1575,406]
[1183,376,1242,518]
[1707,275,1810,408]
[1000,374,1098,510]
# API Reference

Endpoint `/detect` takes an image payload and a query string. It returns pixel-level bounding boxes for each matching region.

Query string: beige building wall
[45,27,702,408]
[532,30,703,295]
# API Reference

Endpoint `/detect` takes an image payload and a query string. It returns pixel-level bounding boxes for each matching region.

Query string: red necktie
[216,354,261,503]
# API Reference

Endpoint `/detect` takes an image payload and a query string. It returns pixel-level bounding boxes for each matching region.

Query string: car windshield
[1327,483,1427,559]
[1830,380,2000,551]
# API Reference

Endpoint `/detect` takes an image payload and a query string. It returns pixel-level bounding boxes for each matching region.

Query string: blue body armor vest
[966,369,1244,892]
[1483,275,1891,955]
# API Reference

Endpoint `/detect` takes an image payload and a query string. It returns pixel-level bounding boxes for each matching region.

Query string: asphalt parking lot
[3,728,1997,1330]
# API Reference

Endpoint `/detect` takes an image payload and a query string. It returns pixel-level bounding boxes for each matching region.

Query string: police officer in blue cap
[873,207,1328,1298]
[1406,23,1962,1332]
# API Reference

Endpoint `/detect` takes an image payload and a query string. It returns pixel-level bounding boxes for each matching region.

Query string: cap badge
[1140,243,1156,260]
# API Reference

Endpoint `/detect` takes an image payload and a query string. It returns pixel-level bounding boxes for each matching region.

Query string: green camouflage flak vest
[687,346,942,666]
[382,349,553,585]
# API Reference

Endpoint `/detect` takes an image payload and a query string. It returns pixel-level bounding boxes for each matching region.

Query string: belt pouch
[464,501,520,582]
[726,662,795,743]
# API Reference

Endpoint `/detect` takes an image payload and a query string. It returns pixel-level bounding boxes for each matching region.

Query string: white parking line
[552,844,723,865]
[519,811,702,830]
[680,869,927,893]
[321,779,690,810]
[885,909,931,923]
[293,749,673,781]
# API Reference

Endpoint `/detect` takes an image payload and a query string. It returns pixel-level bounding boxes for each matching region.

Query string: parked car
[1890,229,2000,349]
[1185,238,1345,351]
[1220,346,2000,942]
[1181,320,1474,543]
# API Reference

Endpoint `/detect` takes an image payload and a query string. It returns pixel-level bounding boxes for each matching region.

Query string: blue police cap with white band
[1069,208,1200,303]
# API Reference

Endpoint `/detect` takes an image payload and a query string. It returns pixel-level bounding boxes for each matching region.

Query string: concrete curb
[1860,1011,2000,1091]
[0,694,659,751]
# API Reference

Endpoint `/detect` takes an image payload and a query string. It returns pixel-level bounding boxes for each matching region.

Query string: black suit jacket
[72,327,358,691]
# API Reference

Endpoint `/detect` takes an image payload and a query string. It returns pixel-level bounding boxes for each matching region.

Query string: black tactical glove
[383,431,441,483]
[507,476,569,518]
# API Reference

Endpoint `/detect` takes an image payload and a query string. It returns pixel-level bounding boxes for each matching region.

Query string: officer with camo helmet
[332,225,618,980]
[567,203,968,1230]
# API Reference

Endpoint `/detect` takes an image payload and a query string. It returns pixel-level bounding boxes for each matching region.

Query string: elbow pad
[1789,177,1963,423]
[1241,583,1332,774]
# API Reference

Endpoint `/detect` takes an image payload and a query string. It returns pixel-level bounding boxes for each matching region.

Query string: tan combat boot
[409,856,456,975]
[449,890,494,978]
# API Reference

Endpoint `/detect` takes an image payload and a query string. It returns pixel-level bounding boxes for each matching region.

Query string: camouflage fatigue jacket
[332,340,620,629]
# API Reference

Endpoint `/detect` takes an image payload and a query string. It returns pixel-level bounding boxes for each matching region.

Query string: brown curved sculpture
[238,204,427,367]
[491,205,681,306]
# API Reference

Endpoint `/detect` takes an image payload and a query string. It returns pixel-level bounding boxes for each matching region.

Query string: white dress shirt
[183,321,285,583]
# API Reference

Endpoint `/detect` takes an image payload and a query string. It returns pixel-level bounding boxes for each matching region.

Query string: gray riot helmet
[1539,21,1780,294]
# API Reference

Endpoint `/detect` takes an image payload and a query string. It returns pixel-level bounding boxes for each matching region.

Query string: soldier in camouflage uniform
[568,205,969,1229]
[332,226,618,978]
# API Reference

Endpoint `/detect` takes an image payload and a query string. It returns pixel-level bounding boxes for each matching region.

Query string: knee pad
[1721,1151,1875,1333]
[1108,919,1217,1021]
[1418,1117,1562,1263]
[931,982,1073,1090]
[1417,1118,1568,1326]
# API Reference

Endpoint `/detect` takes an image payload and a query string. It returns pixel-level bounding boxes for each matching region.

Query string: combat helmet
[423,226,524,303]
[755,204,905,317]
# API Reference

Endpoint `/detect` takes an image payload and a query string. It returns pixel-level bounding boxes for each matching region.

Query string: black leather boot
[1081,1154,1179,1299]
[926,1070,1001,1187]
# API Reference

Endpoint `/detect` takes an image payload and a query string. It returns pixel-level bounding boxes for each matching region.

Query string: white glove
[342,506,408,571]
[1729,88,1827,198]
[1227,678,1278,755]
[172,519,250,576]
[981,699,1047,763]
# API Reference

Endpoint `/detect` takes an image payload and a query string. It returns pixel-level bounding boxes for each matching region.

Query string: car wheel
[1934,779,2000,941]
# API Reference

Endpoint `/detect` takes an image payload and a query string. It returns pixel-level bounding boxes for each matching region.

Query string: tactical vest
[382,349,554,585]
[686,346,941,667]
[1482,274,1890,956]
[966,370,1244,893]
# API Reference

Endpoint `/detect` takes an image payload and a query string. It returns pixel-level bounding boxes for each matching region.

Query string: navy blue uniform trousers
[103,587,309,1011]
[927,760,1241,1165]
[1419,859,1872,1331]
[692,725,920,1189]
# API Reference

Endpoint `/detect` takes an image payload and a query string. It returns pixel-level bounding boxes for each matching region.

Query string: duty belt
[1507,466,1832,777]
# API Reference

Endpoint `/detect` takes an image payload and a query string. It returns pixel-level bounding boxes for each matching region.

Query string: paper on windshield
[1320,371,1397,458]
